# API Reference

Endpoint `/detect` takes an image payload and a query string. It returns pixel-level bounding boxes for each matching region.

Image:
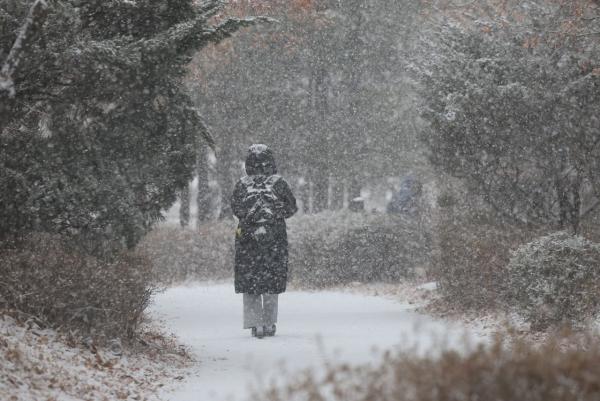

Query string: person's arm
[231,180,247,220]
[274,178,298,219]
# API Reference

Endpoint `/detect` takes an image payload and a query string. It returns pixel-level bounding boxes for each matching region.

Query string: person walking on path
[231,144,298,338]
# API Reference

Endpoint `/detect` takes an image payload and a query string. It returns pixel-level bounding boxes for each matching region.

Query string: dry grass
[0,314,190,401]
[258,334,600,401]
[0,233,154,341]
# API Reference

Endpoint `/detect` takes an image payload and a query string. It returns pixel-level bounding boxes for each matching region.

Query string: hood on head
[245,144,277,176]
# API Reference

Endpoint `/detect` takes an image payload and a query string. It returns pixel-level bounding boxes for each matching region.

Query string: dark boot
[255,326,265,339]
[265,324,276,337]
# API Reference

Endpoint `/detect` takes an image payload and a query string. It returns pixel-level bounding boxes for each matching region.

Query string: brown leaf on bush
[0,233,154,342]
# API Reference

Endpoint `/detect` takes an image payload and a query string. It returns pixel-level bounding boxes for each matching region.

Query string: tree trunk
[310,65,330,213]
[312,175,329,213]
[330,176,344,210]
[0,0,50,129]
[556,175,568,231]
[0,0,50,96]
[196,147,212,225]
[348,176,362,202]
[298,178,310,214]
[555,170,582,234]
[343,0,368,206]
[570,176,582,234]
[179,183,190,227]
[342,0,364,205]
[217,145,234,219]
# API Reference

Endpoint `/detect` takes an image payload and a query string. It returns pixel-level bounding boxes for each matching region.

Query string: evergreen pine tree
[0,0,264,252]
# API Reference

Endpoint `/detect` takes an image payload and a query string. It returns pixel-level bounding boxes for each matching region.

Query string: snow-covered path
[151,284,482,401]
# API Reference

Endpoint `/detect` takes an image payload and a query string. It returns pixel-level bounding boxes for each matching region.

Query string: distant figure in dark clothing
[387,175,423,216]
[231,144,297,338]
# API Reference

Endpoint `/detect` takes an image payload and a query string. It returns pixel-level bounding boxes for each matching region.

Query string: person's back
[387,175,422,216]
[231,144,297,338]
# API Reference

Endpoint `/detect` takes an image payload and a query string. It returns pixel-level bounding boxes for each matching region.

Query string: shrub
[431,180,537,311]
[434,217,534,311]
[258,335,600,401]
[506,232,600,330]
[288,211,431,288]
[138,221,235,285]
[142,211,432,288]
[0,234,153,341]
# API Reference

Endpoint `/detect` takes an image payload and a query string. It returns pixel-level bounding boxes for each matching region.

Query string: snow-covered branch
[0,0,50,98]
[201,17,277,45]
[140,15,276,57]
[66,16,276,73]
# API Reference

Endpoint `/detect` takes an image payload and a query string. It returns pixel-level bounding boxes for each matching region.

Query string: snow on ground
[0,314,188,401]
[151,284,487,401]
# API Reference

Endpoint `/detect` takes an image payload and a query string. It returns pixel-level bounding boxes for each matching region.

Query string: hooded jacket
[231,145,297,294]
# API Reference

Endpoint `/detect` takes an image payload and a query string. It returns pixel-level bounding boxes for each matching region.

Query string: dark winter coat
[232,145,298,294]
[387,175,422,215]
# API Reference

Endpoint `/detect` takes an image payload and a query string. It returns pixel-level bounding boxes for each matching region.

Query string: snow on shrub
[258,334,600,401]
[434,218,532,310]
[506,232,600,329]
[139,221,235,285]
[0,234,153,341]
[287,211,431,288]
[144,211,432,287]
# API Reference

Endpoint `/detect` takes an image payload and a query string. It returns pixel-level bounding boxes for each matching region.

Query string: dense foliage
[414,1,600,233]
[0,233,152,340]
[287,211,430,287]
[0,0,252,252]
[507,232,600,329]
[434,217,534,311]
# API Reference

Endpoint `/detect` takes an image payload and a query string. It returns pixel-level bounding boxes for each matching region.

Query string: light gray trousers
[243,293,278,329]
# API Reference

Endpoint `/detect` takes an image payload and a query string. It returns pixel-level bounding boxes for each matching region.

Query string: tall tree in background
[340,0,365,205]
[414,0,600,233]
[188,0,426,215]
[0,0,261,251]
